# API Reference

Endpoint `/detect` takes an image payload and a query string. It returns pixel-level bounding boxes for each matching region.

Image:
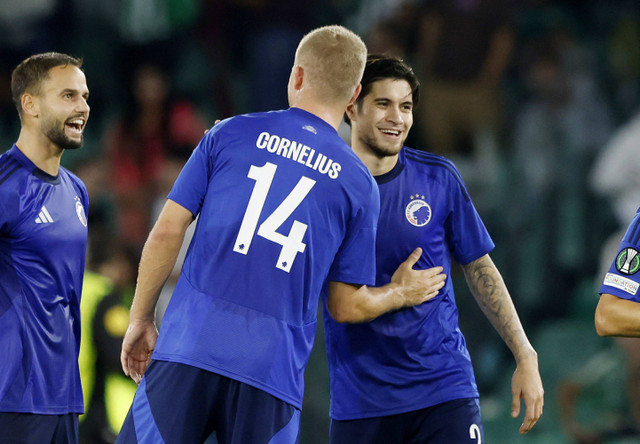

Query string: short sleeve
[167,127,218,217]
[327,181,380,286]
[444,165,495,265]
[599,208,640,301]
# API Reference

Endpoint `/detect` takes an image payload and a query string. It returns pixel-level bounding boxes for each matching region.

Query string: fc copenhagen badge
[75,197,88,227]
[615,247,640,275]
[405,194,431,227]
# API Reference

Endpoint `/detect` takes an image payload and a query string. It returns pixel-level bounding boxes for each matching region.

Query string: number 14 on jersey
[234,162,316,273]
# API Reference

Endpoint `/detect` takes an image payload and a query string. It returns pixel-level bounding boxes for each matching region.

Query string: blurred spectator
[605,5,640,120]
[102,63,207,251]
[590,110,640,229]
[73,158,117,268]
[508,31,614,320]
[0,1,72,147]
[414,0,515,157]
[79,242,140,444]
[347,0,420,61]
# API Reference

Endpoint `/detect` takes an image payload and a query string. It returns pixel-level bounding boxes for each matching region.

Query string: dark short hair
[345,54,420,125]
[11,52,84,117]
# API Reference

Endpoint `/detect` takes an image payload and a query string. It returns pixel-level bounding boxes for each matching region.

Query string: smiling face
[35,65,90,150]
[349,78,413,159]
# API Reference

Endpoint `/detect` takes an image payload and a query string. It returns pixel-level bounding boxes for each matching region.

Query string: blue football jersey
[324,147,495,420]
[599,208,640,301]
[153,108,379,408]
[0,145,88,414]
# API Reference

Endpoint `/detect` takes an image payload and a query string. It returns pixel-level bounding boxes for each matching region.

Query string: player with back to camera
[0,52,90,444]
[116,26,446,444]
[323,55,544,444]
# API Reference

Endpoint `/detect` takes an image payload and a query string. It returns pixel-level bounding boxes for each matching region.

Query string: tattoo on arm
[462,255,533,360]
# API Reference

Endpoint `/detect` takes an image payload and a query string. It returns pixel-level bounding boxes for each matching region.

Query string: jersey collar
[9,144,61,184]
[374,151,405,185]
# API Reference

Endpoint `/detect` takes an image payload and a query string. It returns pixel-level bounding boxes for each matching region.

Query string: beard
[358,131,404,158]
[43,117,83,150]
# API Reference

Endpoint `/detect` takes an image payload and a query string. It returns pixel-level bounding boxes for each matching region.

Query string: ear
[346,102,357,122]
[21,93,38,118]
[348,84,362,106]
[292,65,304,91]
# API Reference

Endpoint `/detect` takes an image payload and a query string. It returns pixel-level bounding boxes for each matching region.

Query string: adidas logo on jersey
[35,206,54,224]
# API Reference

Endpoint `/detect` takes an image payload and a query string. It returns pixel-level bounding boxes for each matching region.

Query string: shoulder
[215,109,288,131]
[0,149,24,184]
[402,147,463,181]
[402,147,470,201]
[60,167,87,190]
[59,167,89,204]
[201,110,285,147]
[0,151,27,223]
[0,150,27,196]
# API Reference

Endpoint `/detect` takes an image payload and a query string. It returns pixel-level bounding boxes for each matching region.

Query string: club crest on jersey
[75,197,87,227]
[615,247,640,275]
[405,194,431,227]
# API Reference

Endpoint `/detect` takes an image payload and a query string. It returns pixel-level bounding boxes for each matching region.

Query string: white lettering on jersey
[234,162,315,272]
[469,424,482,443]
[256,132,341,179]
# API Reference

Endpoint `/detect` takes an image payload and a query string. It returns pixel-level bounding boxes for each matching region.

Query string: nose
[77,97,90,115]
[386,106,403,124]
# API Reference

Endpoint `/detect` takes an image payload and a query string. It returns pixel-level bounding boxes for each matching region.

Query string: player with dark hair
[116,27,445,444]
[324,55,544,443]
[596,208,640,336]
[0,52,90,444]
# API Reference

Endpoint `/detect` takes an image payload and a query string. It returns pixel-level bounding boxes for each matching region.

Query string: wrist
[128,309,155,324]
[515,348,538,365]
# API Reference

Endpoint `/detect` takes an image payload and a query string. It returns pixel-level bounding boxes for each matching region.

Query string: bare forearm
[129,200,192,321]
[595,293,640,336]
[328,252,445,323]
[130,230,182,321]
[328,281,406,323]
[462,254,535,362]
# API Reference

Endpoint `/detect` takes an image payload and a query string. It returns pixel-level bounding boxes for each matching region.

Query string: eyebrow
[60,88,90,98]
[373,97,413,105]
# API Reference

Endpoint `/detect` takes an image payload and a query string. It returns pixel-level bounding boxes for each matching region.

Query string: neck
[15,129,64,176]
[290,91,347,132]
[351,141,399,176]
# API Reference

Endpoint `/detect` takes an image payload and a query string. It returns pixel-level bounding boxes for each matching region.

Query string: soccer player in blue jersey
[116,27,446,444]
[323,55,545,443]
[596,208,640,336]
[0,53,90,444]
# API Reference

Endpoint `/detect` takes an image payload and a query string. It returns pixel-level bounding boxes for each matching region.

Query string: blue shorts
[115,360,300,444]
[0,412,78,444]
[329,398,483,444]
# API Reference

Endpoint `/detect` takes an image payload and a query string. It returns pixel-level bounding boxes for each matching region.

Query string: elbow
[594,304,616,337]
[327,301,373,324]
[326,303,355,324]
[149,219,185,243]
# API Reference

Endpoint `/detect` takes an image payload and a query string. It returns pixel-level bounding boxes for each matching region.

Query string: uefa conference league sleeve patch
[615,247,640,275]
[603,247,640,296]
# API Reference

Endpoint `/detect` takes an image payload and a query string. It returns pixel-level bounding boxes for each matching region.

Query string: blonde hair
[295,25,367,103]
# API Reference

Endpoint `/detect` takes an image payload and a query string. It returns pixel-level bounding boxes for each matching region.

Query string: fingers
[123,355,148,384]
[511,391,521,419]
[519,407,541,434]
[424,265,444,277]
[402,247,423,268]
[513,391,544,434]
[121,345,130,377]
